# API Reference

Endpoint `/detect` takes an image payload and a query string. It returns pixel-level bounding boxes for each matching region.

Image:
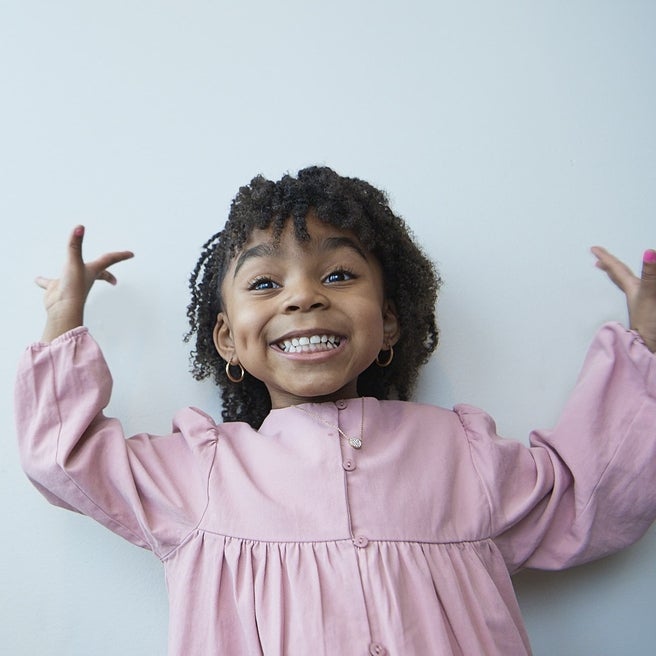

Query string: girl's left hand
[591,247,656,353]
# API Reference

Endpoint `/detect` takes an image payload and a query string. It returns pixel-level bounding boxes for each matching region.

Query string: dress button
[335,399,348,409]
[369,643,387,655]
[342,458,356,471]
[353,535,369,548]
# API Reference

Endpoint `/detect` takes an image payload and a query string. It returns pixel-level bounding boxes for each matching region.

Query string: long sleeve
[14,327,219,558]
[458,322,656,573]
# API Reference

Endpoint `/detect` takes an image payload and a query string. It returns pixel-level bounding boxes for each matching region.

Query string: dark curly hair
[185,166,441,428]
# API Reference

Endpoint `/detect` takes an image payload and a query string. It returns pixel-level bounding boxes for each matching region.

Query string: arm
[36,225,134,342]
[462,248,656,572]
[15,330,218,555]
[17,229,216,556]
[458,323,655,573]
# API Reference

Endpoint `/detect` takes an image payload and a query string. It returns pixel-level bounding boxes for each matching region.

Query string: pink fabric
[14,323,656,655]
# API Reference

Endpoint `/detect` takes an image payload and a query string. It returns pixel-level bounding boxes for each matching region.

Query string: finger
[590,246,638,293]
[93,250,135,270]
[640,249,656,289]
[68,225,86,264]
[89,251,134,287]
[90,250,134,282]
[97,270,118,285]
[34,276,53,290]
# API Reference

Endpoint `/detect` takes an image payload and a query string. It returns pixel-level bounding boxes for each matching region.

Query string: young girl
[15,166,656,655]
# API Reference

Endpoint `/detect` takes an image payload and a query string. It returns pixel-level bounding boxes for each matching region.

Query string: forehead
[230,215,371,274]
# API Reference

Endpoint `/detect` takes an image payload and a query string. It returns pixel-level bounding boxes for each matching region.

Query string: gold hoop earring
[225,359,245,383]
[376,345,394,367]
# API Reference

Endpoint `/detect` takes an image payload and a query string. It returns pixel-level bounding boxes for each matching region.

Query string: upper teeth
[279,335,341,353]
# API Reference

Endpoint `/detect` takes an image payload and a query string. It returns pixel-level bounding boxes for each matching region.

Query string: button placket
[336,398,362,450]
[332,400,381,655]
[336,400,366,543]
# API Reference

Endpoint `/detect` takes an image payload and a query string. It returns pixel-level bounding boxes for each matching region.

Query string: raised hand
[591,247,656,353]
[36,226,134,342]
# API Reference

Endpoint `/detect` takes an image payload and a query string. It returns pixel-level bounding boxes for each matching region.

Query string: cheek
[359,303,387,341]
[230,307,267,347]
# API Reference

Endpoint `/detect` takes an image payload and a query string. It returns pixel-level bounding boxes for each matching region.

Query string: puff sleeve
[14,327,218,559]
[458,323,656,573]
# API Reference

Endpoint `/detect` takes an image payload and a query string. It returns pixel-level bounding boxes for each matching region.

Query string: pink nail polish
[643,249,656,264]
[74,226,85,237]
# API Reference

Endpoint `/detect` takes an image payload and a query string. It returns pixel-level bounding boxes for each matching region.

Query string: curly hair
[185,166,441,428]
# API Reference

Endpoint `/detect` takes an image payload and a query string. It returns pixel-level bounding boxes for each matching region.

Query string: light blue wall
[2,2,654,654]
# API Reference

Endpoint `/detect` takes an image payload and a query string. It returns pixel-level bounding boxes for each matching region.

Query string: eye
[324,268,356,284]
[248,277,280,291]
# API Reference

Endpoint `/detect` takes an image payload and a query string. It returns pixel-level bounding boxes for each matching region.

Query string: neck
[268,382,360,409]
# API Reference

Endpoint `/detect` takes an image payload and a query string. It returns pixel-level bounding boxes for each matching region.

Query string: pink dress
[14,323,656,655]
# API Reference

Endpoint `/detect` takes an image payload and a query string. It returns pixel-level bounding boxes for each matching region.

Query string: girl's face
[213,213,400,408]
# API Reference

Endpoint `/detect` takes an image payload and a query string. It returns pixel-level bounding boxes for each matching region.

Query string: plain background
[1,1,655,654]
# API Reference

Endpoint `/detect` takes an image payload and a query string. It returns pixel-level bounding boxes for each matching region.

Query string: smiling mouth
[275,334,343,354]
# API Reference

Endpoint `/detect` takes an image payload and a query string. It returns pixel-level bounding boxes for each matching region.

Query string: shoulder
[372,400,507,455]
[369,398,467,434]
[374,398,455,418]
[169,406,261,446]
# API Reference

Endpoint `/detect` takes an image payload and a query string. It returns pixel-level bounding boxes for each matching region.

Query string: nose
[284,277,329,312]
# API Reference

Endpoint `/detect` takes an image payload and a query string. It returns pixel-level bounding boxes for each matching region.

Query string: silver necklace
[295,398,364,449]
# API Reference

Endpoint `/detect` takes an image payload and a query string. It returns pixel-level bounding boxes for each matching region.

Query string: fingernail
[74,226,85,237]
[643,249,656,264]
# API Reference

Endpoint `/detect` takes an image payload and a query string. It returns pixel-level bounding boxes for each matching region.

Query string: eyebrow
[232,235,368,277]
[321,236,368,260]
[233,243,277,276]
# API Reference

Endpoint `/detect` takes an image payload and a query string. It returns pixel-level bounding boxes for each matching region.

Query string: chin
[286,381,355,402]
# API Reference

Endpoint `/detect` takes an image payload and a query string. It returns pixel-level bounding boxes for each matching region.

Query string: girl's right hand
[36,225,134,342]
[591,246,656,353]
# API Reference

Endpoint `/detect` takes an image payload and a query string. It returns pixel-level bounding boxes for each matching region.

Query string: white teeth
[278,334,341,353]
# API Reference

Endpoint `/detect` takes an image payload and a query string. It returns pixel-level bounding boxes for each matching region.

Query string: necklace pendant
[349,437,362,449]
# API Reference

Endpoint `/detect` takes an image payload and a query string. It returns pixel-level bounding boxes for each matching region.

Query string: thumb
[638,249,656,299]
[632,249,656,353]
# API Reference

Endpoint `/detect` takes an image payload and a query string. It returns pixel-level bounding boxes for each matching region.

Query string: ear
[382,299,401,347]
[213,312,237,362]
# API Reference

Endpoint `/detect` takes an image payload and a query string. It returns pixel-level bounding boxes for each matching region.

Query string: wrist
[42,309,84,343]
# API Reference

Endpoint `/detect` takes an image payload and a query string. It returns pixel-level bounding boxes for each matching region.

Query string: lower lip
[271,340,346,362]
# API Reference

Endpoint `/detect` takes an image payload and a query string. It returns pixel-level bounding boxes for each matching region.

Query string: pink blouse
[14,324,656,655]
